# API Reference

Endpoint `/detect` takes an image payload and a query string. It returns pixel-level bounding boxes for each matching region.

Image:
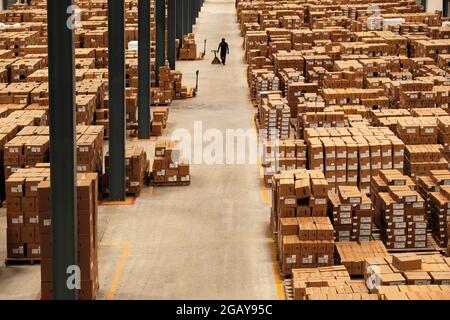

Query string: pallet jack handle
[195,70,200,96]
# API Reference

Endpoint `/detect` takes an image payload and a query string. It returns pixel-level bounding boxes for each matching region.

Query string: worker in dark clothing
[218,38,230,65]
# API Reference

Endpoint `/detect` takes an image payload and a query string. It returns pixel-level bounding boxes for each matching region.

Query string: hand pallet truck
[211,50,221,64]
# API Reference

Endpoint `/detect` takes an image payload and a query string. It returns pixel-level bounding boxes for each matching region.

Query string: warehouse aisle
[0,0,279,300]
[96,0,279,300]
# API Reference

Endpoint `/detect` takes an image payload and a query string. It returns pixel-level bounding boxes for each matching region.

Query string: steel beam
[138,0,151,139]
[47,0,77,300]
[155,0,165,86]
[167,0,176,70]
[108,0,126,201]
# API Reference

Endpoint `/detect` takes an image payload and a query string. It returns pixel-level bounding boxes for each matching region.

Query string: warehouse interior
[1,0,450,302]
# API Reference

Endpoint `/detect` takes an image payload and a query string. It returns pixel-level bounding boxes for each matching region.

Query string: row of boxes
[280,217,334,275]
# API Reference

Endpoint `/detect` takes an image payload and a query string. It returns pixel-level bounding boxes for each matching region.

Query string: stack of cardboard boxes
[417,170,450,248]
[270,169,329,234]
[328,186,375,243]
[39,173,99,300]
[258,93,290,140]
[152,140,190,185]
[365,254,450,299]
[335,241,390,276]
[280,216,334,275]
[262,139,307,184]
[179,33,198,60]
[151,107,169,136]
[396,118,438,145]
[5,165,49,260]
[404,145,448,181]
[305,126,405,194]
[371,170,427,249]
[292,265,378,300]
[104,146,149,197]
[3,125,104,179]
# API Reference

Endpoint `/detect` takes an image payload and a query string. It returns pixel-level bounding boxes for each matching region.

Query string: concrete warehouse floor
[0,0,281,300]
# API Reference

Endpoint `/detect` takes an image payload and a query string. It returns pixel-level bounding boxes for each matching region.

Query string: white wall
[426,0,443,12]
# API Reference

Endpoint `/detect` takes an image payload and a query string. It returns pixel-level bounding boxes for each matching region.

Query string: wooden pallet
[151,103,171,107]
[5,258,40,266]
[151,181,191,187]
[283,279,294,300]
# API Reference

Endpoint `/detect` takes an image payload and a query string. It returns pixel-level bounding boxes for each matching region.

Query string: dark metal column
[190,0,195,31]
[182,0,188,36]
[196,0,200,19]
[48,0,77,300]
[108,0,126,201]
[155,0,166,86]
[187,0,192,34]
[167,0,176,70]
[444,0,449,17]
[138,0,151,139]
[175,0,183,40]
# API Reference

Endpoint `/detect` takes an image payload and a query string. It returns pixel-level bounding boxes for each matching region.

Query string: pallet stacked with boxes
[262,139,307,184]
[104,146,149,197]
[371,170,427,250]
[291,266,379,300]
[39,173,99,300]
[305,126,405,194]
[257,93,290,140]
[365,254,450,300]
[279,216,335,276]
[152,139,190,186]
[179,34,198,61]
[335,241,390,276]
[417,170,450,248]
[328,186,375,243]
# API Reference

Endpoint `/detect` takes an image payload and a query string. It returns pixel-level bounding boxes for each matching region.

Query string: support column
[108,0,126,201]
[155,0,165,86]
[187,0,192,34]
[175,0,183,40]
[167,0,176,70]
[196,0,200,19]
[138,0,151,139]
[47,0,77,300]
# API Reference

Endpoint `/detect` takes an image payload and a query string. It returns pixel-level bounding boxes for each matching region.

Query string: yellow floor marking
[106,240,132,300]
[249,113,283,299]
[250,115,270,205]
[99,197,135,206]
